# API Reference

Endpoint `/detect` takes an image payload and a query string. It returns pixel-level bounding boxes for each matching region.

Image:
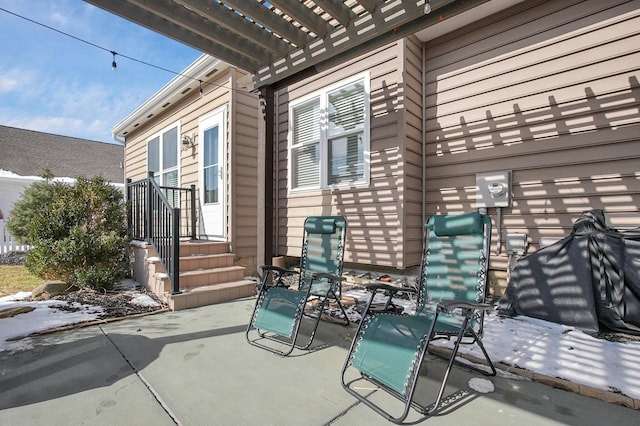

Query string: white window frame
[147,121,181,189]
[288,72,370,192]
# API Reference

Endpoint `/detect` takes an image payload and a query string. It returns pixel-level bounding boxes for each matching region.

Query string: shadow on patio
[1,297,639,425]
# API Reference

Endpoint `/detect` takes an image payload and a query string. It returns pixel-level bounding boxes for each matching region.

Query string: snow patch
[130,294,161,308]
[468,377,494,393]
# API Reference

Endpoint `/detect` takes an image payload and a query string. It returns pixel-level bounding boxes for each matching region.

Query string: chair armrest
[312,272,346,282]
[437,300,494,315]
[359,284,416,315]
[365,283,417,296]
[259,265,299,289]
[260,265,299,276]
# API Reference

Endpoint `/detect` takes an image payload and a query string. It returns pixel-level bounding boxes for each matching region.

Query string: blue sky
[0,1,201,143]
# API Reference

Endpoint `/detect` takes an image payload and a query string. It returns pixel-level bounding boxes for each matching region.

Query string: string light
[424,1,432,15]
[0,6,257,95]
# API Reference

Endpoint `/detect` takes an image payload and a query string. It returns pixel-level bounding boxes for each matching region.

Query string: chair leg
[246,329,297,356]
[423,315,496,415]
[428,328,497,378]
[328,290,350,326]
[463,328,497,377]
[295,296,331,350]
[303,291,350,326]
[424,316,470,415]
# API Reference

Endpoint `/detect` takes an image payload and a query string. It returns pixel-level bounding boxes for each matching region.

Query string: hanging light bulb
[111,51,117,71]
[424,0,431,14]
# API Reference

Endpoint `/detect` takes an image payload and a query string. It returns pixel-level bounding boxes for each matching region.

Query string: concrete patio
[1,297,638,425]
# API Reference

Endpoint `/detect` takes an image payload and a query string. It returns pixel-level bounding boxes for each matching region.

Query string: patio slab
[1,298,638,425]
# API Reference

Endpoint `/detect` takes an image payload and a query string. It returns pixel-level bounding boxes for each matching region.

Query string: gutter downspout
[274,90,279,257]
[422,41,427,225]
[112,133,126,185]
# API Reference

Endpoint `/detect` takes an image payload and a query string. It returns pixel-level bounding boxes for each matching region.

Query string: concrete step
[180,253,235,271]
[154,265,246,291]
[179,265,246,288]
[167,280,257,311]
[132,239,254,311]
[180,241,228,256]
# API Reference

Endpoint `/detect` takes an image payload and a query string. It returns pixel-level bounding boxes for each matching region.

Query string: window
[289,74,369,191]
[147,123,179,188]
[202,119,221,204]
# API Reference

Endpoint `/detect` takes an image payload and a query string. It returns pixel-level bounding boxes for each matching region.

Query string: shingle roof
[0,125,124,184]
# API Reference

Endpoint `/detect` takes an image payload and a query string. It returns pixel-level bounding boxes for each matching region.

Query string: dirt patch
[51,287,167,319]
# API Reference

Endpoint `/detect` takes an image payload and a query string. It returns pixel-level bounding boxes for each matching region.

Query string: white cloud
[49,11,69,27]
[0,72,155,142]
[0,76,19,93]
[0,67,34,93]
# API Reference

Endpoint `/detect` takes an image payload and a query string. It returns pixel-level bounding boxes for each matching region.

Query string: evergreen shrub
[7,175,129,291]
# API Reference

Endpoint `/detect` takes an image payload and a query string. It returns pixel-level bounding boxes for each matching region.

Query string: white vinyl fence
[0,219,31,254]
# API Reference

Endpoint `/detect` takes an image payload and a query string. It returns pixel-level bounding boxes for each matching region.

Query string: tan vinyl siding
[275,41,415,269]
[230,71,260,264]
[424,0,640,270]
[402,36,425,266]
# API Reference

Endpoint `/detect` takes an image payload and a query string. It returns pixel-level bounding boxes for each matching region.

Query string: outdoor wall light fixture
[182,134,195,150]
[424,1,431,14]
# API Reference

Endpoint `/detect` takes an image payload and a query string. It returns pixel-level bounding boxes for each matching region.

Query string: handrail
[126,176,196,241]
[147,176,181,294]
[126,172,198,295]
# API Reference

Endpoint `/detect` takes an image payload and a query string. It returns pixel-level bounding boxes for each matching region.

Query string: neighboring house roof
[0,125,124,184]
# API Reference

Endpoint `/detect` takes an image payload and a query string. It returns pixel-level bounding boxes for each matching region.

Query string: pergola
[85,0,504,263]
[85,0,493,89]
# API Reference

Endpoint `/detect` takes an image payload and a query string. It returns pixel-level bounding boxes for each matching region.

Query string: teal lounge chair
[247,216,348,356]
[341,211,496,423]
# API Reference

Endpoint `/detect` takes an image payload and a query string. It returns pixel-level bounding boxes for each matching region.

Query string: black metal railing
[126,172,197,294]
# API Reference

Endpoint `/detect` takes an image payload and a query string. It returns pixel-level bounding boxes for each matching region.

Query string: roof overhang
[111,54,228,139]
[85,0,524,90]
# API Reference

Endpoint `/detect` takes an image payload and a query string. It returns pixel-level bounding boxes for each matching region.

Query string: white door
[198,107,226,239]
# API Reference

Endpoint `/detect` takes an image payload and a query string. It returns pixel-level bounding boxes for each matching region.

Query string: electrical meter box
[506,233,528,255]
[476,170,512,208]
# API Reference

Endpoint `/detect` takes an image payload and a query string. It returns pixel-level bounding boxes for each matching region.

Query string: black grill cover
[498,210,640,335]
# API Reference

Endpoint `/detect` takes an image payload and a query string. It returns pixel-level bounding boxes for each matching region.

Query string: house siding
[123,68,260,272]
[274,41,417,269]
[230,70,260,266]
[423,0,640,273]
[402,35,426,267]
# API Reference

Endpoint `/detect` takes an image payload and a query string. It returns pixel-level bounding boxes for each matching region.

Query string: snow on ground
[0,292,104,352]
[115,278,162,307]
[443,312,640,399]
[1,287,640,400]
[130,294,162,307]
[0,279,161,353]
[334,289,640,400]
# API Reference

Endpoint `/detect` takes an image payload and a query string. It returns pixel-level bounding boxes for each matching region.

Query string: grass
[0,265,42,297]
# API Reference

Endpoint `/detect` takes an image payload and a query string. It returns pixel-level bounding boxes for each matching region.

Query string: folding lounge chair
[341,211,496,424]
[246,216,349,356]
